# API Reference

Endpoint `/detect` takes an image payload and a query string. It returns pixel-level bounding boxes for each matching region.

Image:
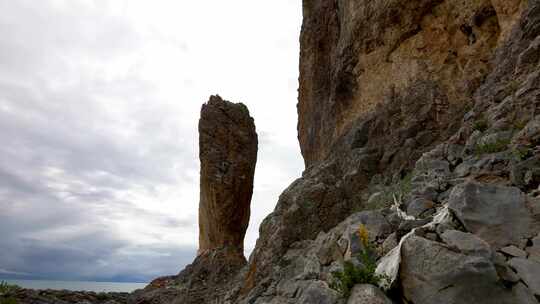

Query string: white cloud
[0,0,303,281]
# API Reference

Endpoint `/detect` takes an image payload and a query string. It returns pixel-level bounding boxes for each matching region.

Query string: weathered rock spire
[198,95,258,255]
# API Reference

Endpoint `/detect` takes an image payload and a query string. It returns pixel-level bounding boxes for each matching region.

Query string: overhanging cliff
[298,0,526,167]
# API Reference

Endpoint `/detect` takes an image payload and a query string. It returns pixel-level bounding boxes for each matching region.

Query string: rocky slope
[229,0,540,303]
[298,0,526,167]
[4,0,540,303]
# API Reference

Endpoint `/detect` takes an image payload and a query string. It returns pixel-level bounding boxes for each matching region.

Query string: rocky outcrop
[298,0,526,167]
[130,247,247,304]
[127,96,257,304]
[198,95,258,254]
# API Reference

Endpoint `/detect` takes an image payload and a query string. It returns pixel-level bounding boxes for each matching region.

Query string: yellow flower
[357,224,369,247]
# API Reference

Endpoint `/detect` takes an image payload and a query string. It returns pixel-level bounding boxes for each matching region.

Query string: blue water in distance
[3,279,147,293]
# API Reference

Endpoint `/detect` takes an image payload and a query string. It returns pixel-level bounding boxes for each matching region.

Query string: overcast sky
[0,0,303,283]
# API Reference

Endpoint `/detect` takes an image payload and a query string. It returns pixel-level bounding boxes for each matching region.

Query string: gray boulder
[381,233,398,256]
[500,245,527,258]
[511,155,540,190]
[346,284,392,304]
[508,258,540,297]
[412,158,451,193]
[400,235,517,304]
[406,198,435,218]
[298,281,340,304]
[512,116,540,147]
[494,253,521,284]
[440,230,492,259]
[448,182,532,249]
[512,283,539,304]
[526,233,540,263]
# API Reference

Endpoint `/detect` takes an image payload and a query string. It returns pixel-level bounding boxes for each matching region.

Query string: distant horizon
[2,279,148,293]
[2,278,148,284]
[1,267,156,283]
[1,276,149,284]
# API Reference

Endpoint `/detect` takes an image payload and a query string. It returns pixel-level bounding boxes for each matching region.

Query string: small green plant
[513,120,528,131]
[474,138,511,155]
[512,146,532,161]
[0,282,19,295]
[462,102,473,113]
[472,117,489,133]
[0,298,17,304]
[330,225,386,297]
[507,78,521,93]
[0,281,19,304]
[395,173,413,201]
[96,292,111,301]
[364,173,413,210]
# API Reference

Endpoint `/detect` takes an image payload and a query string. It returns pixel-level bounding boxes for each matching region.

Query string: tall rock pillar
[198,95,258,256]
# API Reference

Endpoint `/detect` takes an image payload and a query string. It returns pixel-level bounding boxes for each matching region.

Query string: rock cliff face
[198,95,258,255]
[298,0,526,167]
[232,0,540,303]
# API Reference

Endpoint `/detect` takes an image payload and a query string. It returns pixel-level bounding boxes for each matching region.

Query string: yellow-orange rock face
[198,95,258,255]
[298,0,526,167]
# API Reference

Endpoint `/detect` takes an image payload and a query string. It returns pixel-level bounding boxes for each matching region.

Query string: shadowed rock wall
[298,0,526,167]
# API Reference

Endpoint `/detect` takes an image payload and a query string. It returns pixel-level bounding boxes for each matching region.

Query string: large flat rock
[508,258,540,297]
[400,235,518,304]
[448,182,532,249]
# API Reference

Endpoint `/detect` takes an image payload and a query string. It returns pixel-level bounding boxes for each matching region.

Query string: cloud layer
[0,0,302,282]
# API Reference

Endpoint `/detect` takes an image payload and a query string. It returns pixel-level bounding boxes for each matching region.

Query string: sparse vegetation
[507,78,521,93]
[365,173,413,210]
[513,119,528,131]
[462,102,473,113]
[0,281,19,304]
[0,299,17,304]
[474,138,511,155]
[512,146,532,161]
[472,117,489,133]
[393,173,413,204]
[330,225,386,297]
[96,292,111,301]
[364,192,393,210]
[0,282,19,295]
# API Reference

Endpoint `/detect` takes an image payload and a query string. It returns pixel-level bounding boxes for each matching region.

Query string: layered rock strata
[232,1,540,303]
[298,0,526,167]
[126,96,257,304]
[198,95,258,255]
